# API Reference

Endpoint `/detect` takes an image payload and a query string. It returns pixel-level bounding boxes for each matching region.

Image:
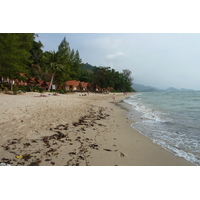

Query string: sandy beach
[0,92,194,166]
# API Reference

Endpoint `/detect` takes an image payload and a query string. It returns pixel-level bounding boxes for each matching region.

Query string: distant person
[112,93,116,103]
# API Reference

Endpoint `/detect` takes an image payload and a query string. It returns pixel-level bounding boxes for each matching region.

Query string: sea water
[124,91,200,165]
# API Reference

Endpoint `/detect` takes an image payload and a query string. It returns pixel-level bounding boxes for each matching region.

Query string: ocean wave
[126,92,200,165]
[131,121,200,165]
[124,97,170,122]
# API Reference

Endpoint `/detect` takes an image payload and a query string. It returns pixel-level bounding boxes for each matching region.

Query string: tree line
[0,33,134,92]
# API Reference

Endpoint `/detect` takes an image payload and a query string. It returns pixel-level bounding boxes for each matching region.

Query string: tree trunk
[48,73,55,91]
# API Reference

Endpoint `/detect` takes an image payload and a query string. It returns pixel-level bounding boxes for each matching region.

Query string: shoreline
[0,92,194,166]
[117,100,196,165]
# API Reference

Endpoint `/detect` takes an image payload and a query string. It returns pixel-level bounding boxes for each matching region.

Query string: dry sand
[0,92,194,166]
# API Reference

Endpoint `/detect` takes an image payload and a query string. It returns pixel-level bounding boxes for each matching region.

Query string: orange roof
[46,82,50,87]
[66,80,80,87]
[28,77,36,82]
[17,72,26,77]
[80,82,88,88]
[37,80,43,84]
[37,80,44,86]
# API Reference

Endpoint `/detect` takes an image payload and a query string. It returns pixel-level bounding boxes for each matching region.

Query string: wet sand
[0,92,194,166]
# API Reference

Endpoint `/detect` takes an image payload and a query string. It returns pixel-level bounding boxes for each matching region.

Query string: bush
[18,85,27,93]
[38,87,44,93]
[110,89,116,93]
[13,85,19,95]
[4,87,8,93]
[57,89,67,94]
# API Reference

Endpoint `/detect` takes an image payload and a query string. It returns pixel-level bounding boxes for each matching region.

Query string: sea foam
[124,92,200,165]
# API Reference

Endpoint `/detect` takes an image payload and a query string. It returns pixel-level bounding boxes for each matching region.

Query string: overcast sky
[36,33,200,90]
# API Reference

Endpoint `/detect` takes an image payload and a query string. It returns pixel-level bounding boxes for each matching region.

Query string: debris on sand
[0,106,111,166]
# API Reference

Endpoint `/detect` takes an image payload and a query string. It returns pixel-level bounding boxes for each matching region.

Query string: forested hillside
[0,33,134,92]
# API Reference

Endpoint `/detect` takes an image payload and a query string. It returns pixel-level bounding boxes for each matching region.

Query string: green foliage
[90,66,134,92]
[57,37,72,76]
[40,37,83,88]
[0,33,35,78]
[29,39,44,79]
[81,63,95,72]
[70,50,82,80]
[13,85,19,95]
[58,37,71,62]
[78,68,93,82]
[93,67,115,89]
[18,85,27,93]
[30,40,44,65]
[110,89,116,93]
[42,50,65,91]
[4,87,8,92]
[57,89,67,94]
[0,34,134,93]
[43,37,74,87]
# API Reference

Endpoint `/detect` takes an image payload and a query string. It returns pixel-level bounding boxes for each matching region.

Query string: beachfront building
[36,80,49,90]
[87,83,95,92]
[0,76,27,87]
[13,79,27,86]
[65,80,80,92]
[79,82,89,91]
[2,72,115,93]
[0,76,11,83]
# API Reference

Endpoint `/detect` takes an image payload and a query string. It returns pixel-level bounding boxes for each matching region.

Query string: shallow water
[124,91,200,165]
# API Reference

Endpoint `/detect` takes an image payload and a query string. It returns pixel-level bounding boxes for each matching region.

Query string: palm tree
[43,51,64,91]
[42,37,78,91]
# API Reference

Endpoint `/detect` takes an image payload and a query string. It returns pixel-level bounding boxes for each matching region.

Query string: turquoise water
[124,91,200,165]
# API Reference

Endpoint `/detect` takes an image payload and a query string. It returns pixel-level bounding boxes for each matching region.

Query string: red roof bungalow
[14,80,26,86]
[95,85,102,92]
[107,87,114,91]
[36,80,49,90]
[65,80,80,91]
[27,77,37,84]
[36,80,44,86]
[79,82,88,91]
[87,83,95,92]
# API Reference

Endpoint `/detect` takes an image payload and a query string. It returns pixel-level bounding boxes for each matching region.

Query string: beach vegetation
[42,50,65,91]
[57,89,68,94]
[0,33,35,78]
[0,33,134,93]
[17,85,27,93]
[110,89,116,93]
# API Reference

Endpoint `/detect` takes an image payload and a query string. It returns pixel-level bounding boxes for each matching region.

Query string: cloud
[106,52,125,60]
